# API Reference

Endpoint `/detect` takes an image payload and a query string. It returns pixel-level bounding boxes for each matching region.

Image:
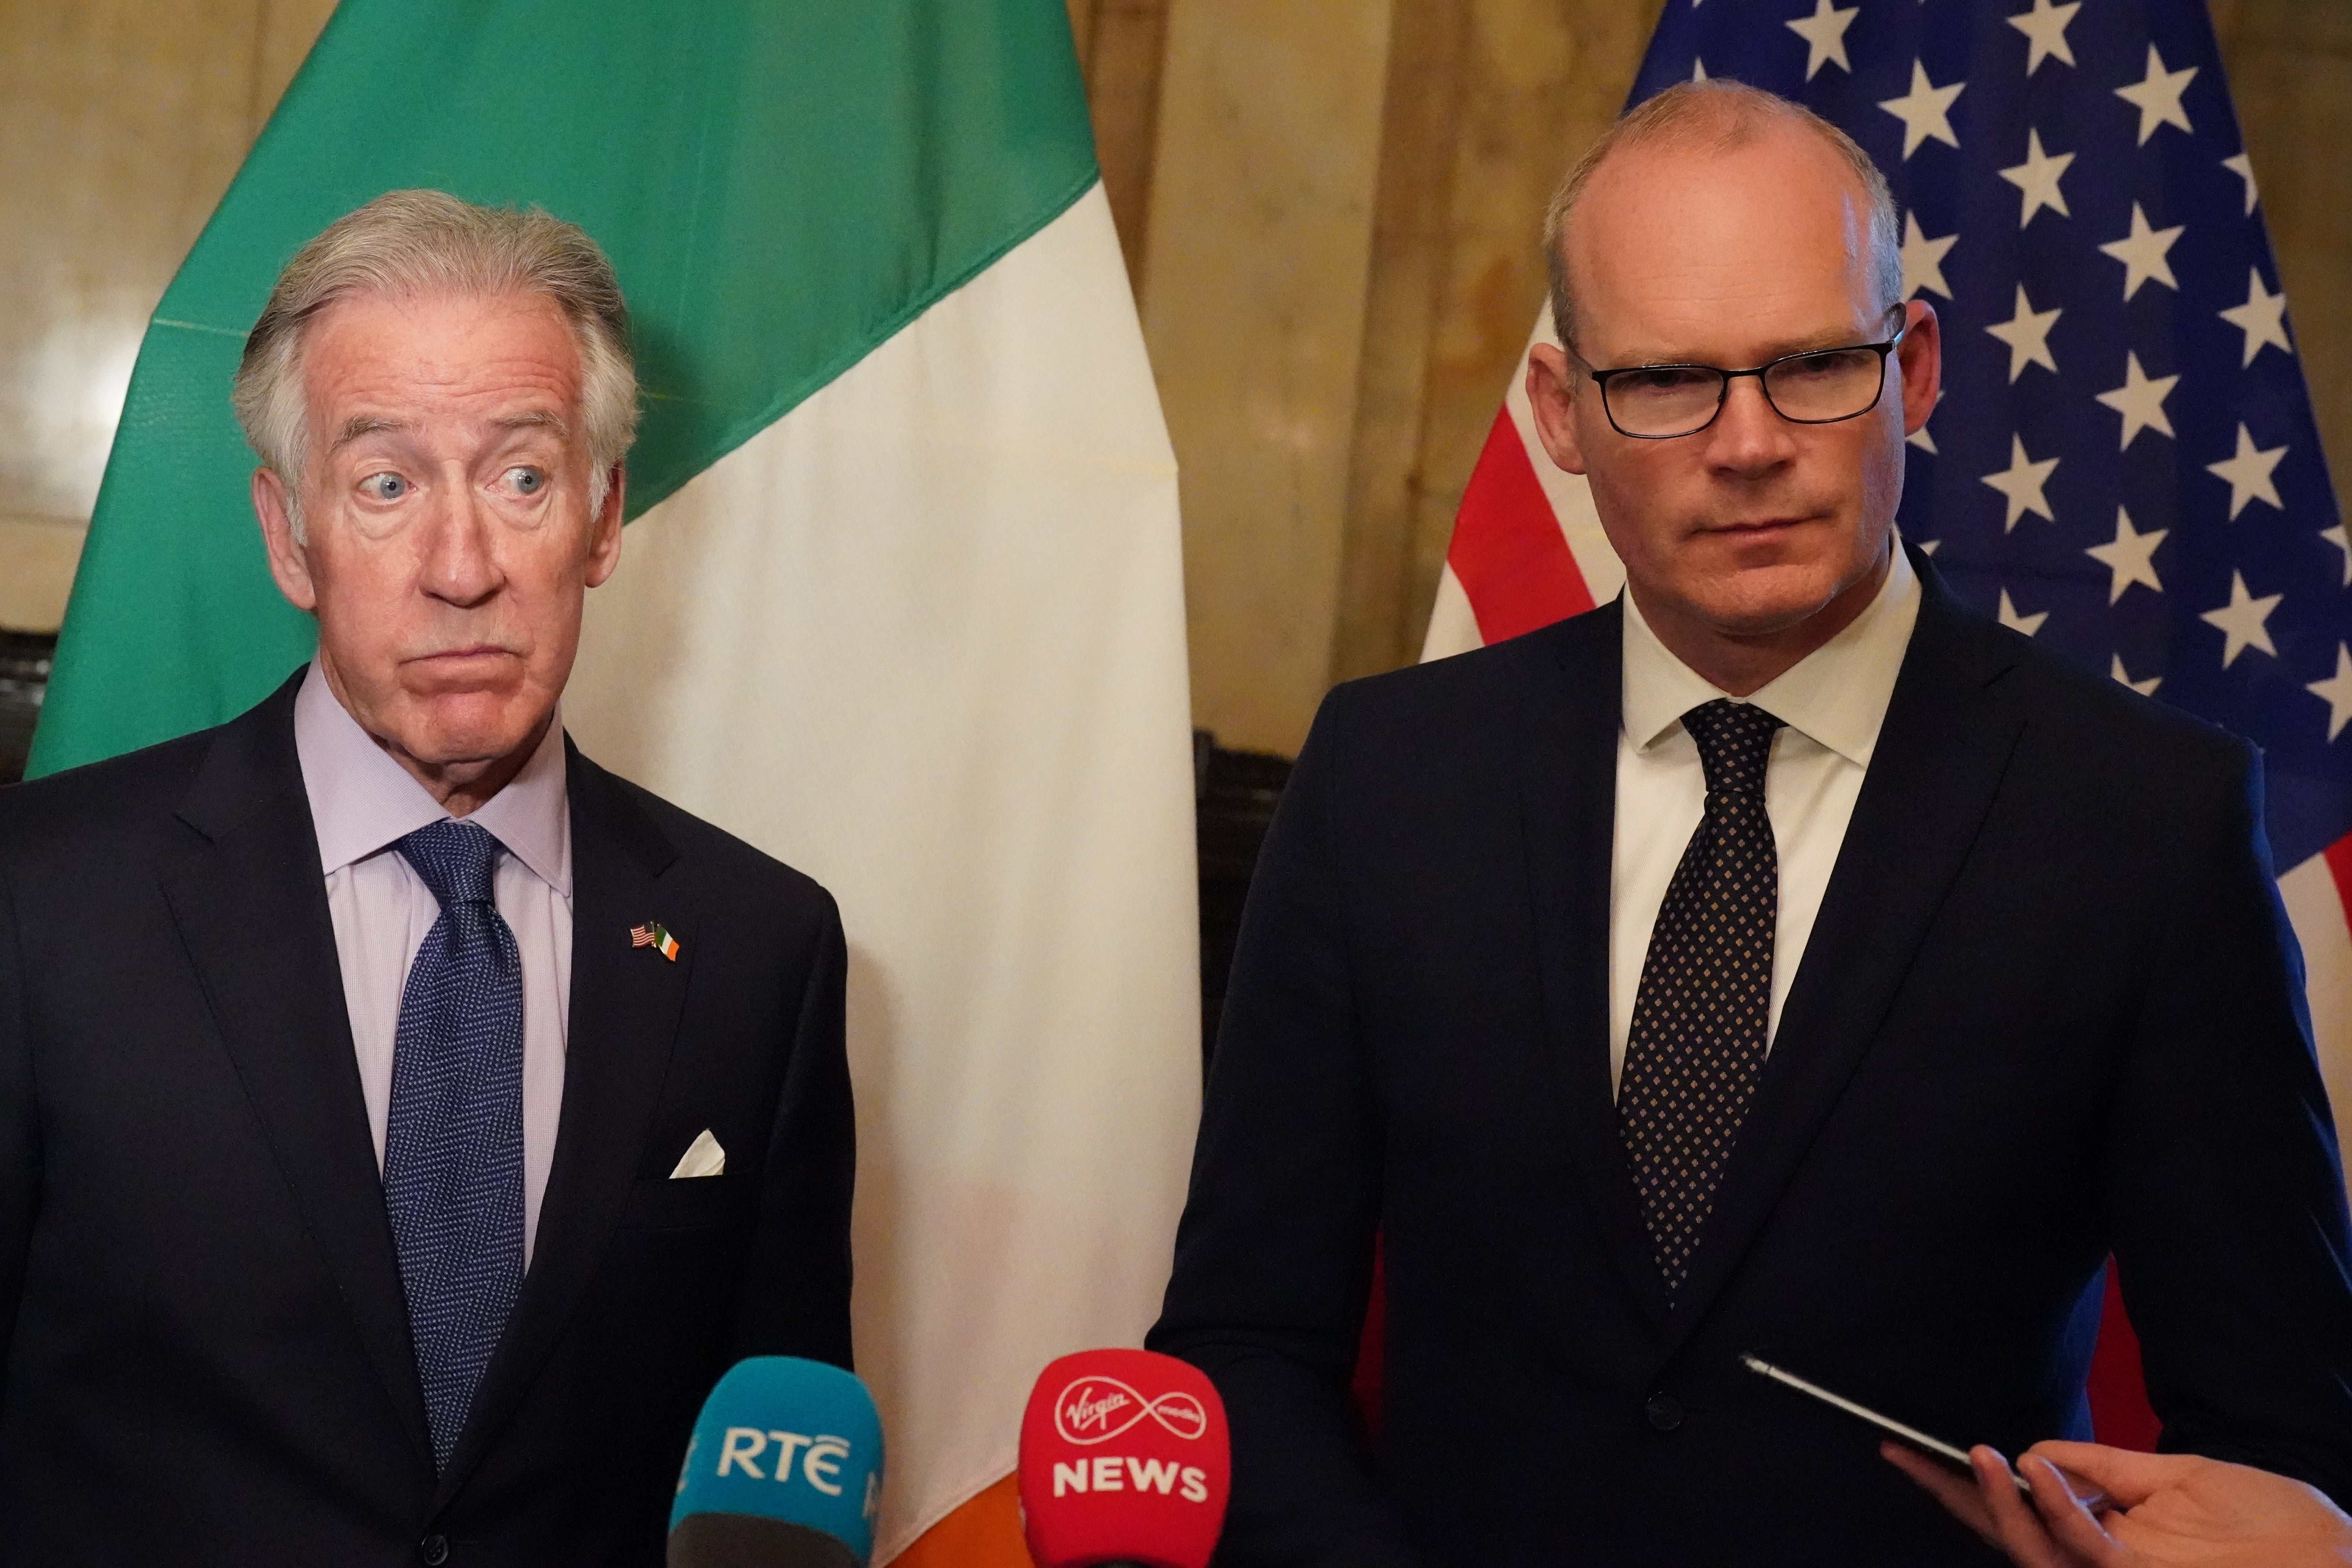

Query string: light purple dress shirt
[292,662,571,1267]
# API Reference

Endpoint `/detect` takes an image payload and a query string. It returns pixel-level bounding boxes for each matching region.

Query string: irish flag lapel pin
[630,922,681,962]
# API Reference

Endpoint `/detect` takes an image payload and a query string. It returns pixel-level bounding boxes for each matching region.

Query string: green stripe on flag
[32,0,1096,779]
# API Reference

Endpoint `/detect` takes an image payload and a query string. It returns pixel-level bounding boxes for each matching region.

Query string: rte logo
[713,1428,855,1495]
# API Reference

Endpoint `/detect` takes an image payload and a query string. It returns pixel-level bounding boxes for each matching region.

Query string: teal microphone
[669,1357,884,1568]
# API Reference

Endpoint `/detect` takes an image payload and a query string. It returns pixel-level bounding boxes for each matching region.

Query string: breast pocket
[617,1172,752,1231]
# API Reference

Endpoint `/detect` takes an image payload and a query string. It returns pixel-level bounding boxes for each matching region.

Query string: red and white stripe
[1421,313,1615,660]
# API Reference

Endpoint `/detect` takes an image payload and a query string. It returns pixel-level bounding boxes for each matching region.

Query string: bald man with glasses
[1150,80,2352,1567]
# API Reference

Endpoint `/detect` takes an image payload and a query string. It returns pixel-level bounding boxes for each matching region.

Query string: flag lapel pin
[630,922,681,962]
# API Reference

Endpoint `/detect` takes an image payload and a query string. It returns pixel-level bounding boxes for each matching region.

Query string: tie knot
[1683,699,1783,795]
[395,818,505,910]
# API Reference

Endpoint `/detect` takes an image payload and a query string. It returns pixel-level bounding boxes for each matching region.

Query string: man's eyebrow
[1610,324,1889,368]
[327,410,570,453]
[493,410,572,438]
[330,416,404,451]
[1770,323,1893,355]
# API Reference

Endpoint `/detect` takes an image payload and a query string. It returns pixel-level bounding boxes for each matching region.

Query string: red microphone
[1018,1348,1230,1568]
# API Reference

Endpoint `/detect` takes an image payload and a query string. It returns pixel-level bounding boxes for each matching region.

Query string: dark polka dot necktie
[1619,699,1785,1302]
[385,818,525,1470]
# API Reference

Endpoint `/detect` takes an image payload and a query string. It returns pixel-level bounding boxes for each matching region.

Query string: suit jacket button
[1645,1393,1684,1431]
[419,1534,450,1565]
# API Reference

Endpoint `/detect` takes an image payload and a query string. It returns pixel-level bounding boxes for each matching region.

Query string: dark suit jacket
[1151,554,2352,1566]
[0,671,855,1565]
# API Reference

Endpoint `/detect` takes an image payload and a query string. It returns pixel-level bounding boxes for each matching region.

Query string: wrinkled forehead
[294,286,587,435]
[1568,125,1880,354]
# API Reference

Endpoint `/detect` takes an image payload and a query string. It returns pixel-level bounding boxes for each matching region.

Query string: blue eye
[362,473,408,501]
[506,467,545,495]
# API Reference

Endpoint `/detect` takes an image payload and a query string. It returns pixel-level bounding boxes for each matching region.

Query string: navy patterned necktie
[1619,699,1786,1301]
[386,818,525,1470]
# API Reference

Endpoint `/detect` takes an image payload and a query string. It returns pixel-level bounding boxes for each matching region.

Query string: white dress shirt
[293,663,572,1265]
[1609,547,1921,1094]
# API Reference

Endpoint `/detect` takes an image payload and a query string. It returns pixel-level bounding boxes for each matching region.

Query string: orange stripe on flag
[888,1472,1028,1568]
[1448,406,1594,644]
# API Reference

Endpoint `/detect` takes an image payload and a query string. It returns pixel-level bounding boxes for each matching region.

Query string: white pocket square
[669,1129,726,1179]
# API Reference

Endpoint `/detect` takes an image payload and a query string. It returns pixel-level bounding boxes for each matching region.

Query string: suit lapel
[1658,557,2028,1354]
[1515,603,1678,1328]
[434,744,687,1506]
[158,673,435,1467]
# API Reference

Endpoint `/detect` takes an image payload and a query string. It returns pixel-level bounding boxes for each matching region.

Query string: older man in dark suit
[1151,82,2352,1565]
[0,190,853,1564]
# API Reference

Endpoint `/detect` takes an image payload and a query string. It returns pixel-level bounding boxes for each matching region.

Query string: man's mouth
[1708,515,1811,535]
[405,646,523,684]
[412,645,516,662]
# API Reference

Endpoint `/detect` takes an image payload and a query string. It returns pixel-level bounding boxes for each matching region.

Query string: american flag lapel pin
[630,922,681,962]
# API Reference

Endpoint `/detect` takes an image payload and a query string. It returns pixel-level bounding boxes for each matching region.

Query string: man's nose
[418,479,503,607]
[1701,374,1798,473]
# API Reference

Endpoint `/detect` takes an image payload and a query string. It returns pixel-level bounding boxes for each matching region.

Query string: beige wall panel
[1066,0,1172,294]
[1329,0,1472,688]
[0,0,260,529]
[0,0,338,631]
[1144,0,1396,754]
[2212,2,2351,512]
[1396,0,1663,665]
[1335,0,1664,682]
[0,517,87,633]
[251,0,341,135]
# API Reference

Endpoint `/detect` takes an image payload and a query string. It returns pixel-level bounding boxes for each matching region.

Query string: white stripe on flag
[564,184,1198,1560]
[2281,852,2352,1152]
[1421,563,1483,663]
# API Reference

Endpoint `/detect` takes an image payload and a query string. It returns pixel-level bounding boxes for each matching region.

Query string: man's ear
[252,467,318,613]
[584,463,626,589]
[1897,299,1942,438]
[1525,343,1590,476]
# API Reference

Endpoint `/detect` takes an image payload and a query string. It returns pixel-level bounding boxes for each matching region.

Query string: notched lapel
[436,746,688,1505]
[159,679,435,1467]
[1514,604,1676,1327]
[1662,570,2029,1351]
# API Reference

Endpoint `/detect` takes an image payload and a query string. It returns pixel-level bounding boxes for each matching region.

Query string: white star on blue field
[1630,0,2349,868]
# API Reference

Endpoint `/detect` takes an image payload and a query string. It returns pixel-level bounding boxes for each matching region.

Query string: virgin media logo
[1053,1376,1209,1445]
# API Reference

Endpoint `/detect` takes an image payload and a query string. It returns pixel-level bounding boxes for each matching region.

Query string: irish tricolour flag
[31,3,1198,1561]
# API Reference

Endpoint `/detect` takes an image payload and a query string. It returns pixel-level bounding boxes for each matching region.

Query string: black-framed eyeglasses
[1583,311,1907,440]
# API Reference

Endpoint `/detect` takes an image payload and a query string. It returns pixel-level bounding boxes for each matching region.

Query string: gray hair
[1542,80,1903,358]
[231,189,639,540]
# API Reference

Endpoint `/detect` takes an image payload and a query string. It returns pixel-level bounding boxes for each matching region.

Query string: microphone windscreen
[669,1357,883,1568]
[1018,1348,1230,1568]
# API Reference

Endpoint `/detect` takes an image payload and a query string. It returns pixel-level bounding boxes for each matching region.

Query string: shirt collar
[1619,543,1920,768]
[293,660,572,896]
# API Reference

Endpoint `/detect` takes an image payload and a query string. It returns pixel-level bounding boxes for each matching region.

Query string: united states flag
[1421,0,2349,1441]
